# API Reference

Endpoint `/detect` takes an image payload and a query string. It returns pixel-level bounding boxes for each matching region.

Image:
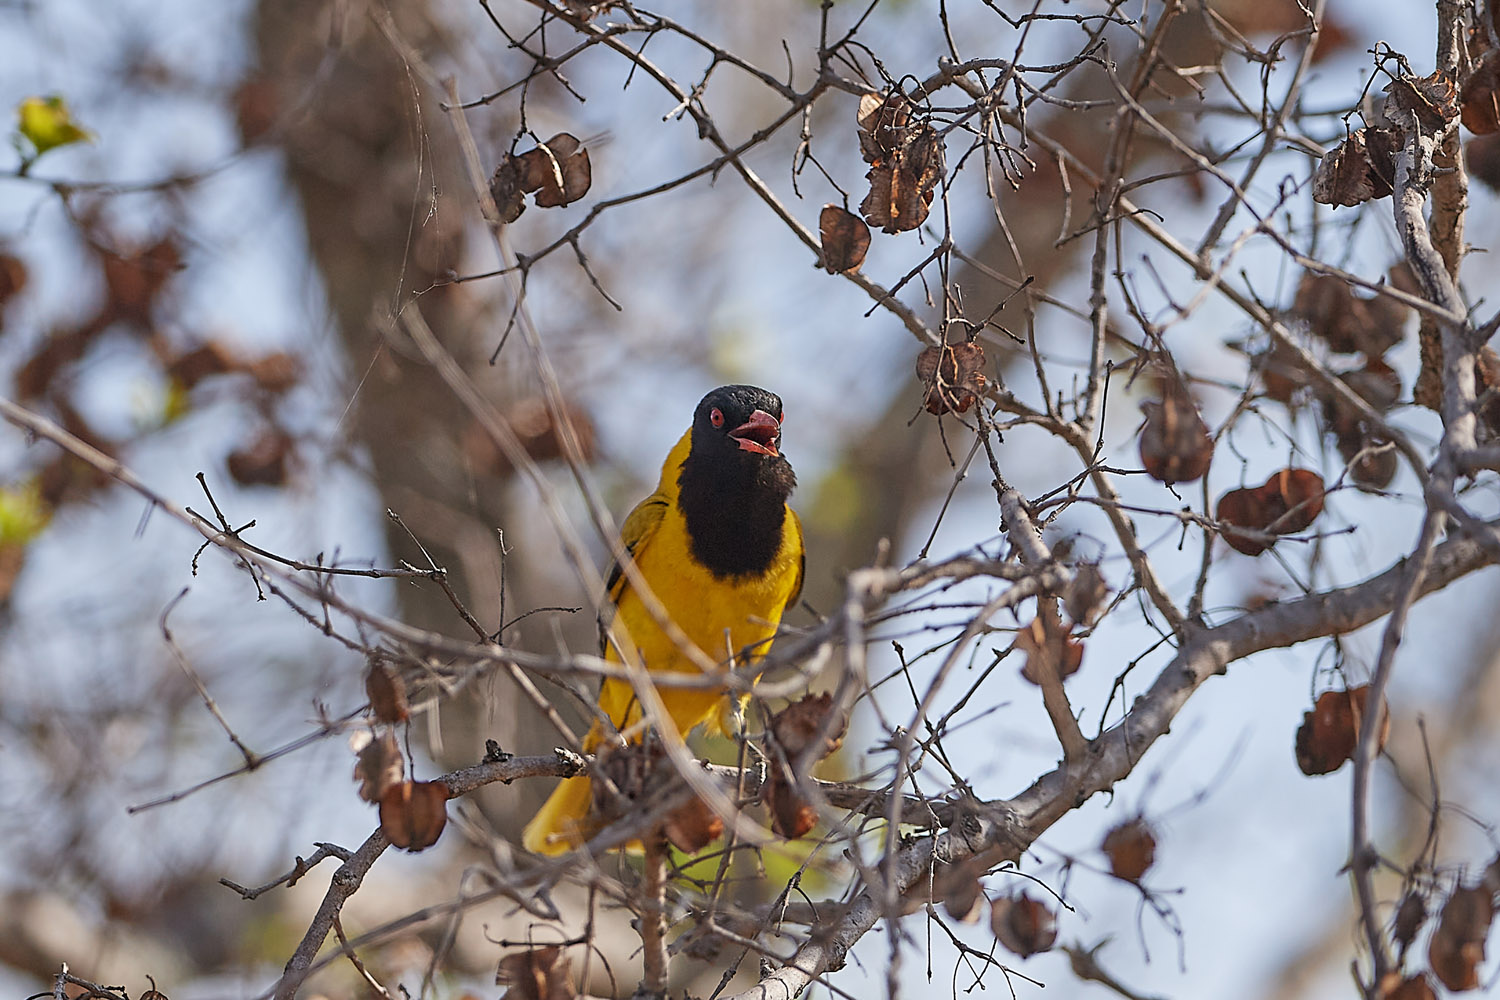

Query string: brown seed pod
[768,692,848,762]
[1385,71,1460,132]
[764,772,818,840]
[226,427,293,487]
[379,780,448,851]
[1312,129,1383,207]
[352,729,404,803]
[1260,467,1325,533]
[856,91,943,234]
[1468,133,1500,191]
[1294,685,1389,776]
[1393,889,1429,955]
[943,874,986,924]
[246,351,301,394]
[1216,486,1276,556]
[1463,50,1500,134]
[1139,394,1214,485]
[1101,818,1158,882]
[1428,883,1494,991]
[1292,272,1406,357]
[1259,340,1309,404]
[663,795,724,854]
[496,945,576,1000]
[819,205,871,274]
[991,892,1058,958]
[915,342,987,415]
[1064,562,1110,628]
[0,252,30,308]
[590,740,662,824]
[101,237,182,326]
[1016,615,1084,685]
[1337,432,1398,491]
[365,658,410,724]
[488,133,592,223]
[461,397,597,475]
[1376,973,1437,1000]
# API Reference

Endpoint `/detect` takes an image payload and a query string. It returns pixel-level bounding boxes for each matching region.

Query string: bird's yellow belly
[597,506,798,739]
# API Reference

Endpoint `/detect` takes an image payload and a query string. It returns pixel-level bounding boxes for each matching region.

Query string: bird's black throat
[677,447,796,580]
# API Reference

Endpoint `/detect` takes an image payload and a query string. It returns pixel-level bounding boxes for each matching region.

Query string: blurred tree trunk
[252,0,565,839]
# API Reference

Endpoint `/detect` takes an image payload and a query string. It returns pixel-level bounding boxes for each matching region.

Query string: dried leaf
[1101,818,1157,882]
[1064,562,1109,628]
[663,795,724,853]
[379,780,448,851]
[0,252,28,309]
[768,692,847,762]
[818,205,871,273]
[462,397,597,475]
[1259,341,1309,403]
[1261,467,1325,532]
[1376,973,1436,1000]
[765,772,817,839]
[1428,884,1494,991]
[234,76,278,145]
[857,92,913,165]
[1393,890,1428,954]
[352,729,404,803]
[1313,130,1378,207]
[1337,432,1398,491]
[856,93,942,233]
[1294,685,1389,776]
[1463,51,1500,134]
[1015,616,1084,685]
[489,133,592,221]
[365,658,410,724]
[496,945,576,1000]
[1468,133,1500,191]
[227,427,293,487]
[166,342,238,390]
[915,342,987,414]
[943,875,986,924]
[0,543,24,604]
[1216,486,1276,556]
[15,327,94,400]
[488,159,529,224]
[101,238,182,325]
[1292,272,1406,356]
[1385,71,1460,132]
[591,740,662,824]
[247,352,301,394]
[1138,392,1213,485]
[991,893,1058,958]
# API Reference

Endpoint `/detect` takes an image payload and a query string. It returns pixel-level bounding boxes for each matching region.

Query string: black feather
[677,385,796,579]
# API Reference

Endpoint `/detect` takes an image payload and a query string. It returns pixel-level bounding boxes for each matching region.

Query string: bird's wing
[598,492,670,653]
[786,506,805,610]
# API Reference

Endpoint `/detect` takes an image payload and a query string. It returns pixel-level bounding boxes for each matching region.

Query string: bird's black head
[690,384,786,461]
[678,385,796,579]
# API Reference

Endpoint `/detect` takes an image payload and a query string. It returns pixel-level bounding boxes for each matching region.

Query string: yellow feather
[522,430,803,855]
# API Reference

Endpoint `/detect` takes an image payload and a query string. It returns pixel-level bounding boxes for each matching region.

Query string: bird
[522,385,804,856]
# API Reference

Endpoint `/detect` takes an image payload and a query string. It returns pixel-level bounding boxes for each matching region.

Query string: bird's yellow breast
[596,434,802,739]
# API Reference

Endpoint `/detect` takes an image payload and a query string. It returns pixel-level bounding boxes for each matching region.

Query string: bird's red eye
[710,407,725,428]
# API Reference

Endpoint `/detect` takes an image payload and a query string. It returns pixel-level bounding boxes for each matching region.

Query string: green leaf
[15,95,94,158]
[0,480,51,545]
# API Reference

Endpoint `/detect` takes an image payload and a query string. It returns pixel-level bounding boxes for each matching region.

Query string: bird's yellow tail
[522,773,595,856]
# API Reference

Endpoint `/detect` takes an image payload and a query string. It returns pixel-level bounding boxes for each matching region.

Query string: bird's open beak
[729,409,781,457]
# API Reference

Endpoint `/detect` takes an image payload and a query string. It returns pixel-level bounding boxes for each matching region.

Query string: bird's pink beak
[729,409,781,456]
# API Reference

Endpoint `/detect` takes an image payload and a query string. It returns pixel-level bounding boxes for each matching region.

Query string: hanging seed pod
[1138,393,1213,485]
